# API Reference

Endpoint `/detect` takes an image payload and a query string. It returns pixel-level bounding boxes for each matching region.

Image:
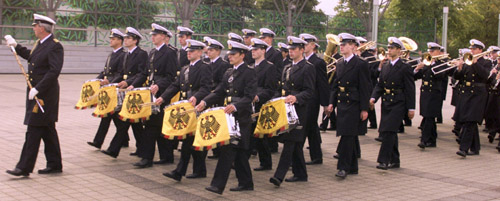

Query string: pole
[498,14,500,47]
[372,0,380,42]
[442,7,449,52]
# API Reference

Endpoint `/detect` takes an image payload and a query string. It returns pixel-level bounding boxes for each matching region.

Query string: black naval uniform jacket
[307,53,329,106]
[132,44,179,104]
[179,47,189,68]
[244,51,255,66]
[203,63,257,150]
[116,46,148,87]
[414,61,446,118]
[161,59,212,105]
[329,55,371,136]
[275,59,316,142]
[485,64,500,130]
[98,47,126,83]
[361,51,379,88]
[254,59,279,110]
[266,47,284,75]
[371,59,415,133]
[209,57,231,107]
[453,57,491,123]
[15,35,63,126]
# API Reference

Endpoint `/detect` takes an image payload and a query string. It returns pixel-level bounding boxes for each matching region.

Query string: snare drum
[118,87,155,123]
[92,83,119,118]
[75,79,102,109]
[193,107,241,151]
[162,100,197,140]
[254,97,299,138]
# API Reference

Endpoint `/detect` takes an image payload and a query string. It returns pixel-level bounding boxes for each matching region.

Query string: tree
[271,0,310,35]
[173,0,203,27]
[40,0,63,20]
[334,0,392,40]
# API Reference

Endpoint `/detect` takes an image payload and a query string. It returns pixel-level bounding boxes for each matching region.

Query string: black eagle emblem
[199,115,220,140]
[81,85,95,103]
[259,105,279,129]
[168,107,190,130]
[126,93,144,114]
[97,90,110,110]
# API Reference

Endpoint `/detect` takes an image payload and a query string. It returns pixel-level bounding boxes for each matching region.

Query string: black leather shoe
[488,135,495,143]
[388,163,400,169]
[6,168,29,177]
[349,170,358,175]
[133,159,153,168]
[38,167,62,174]
[376,163,389,170]
[456,150,467,157]
[229,186,254,191]
[163,171,182,181]
[496,146,500,153]
[305,159,323,165]
[186,173,206,179]
[398,128,405,133]
[335,170,347,179]
[424,142,436,147]
[251,149,257,156]
[327,126,336,131]
[207,155,218,159]
[368,125,377,129]
[319,125,327,131]
[455,138,461,144]
[333,154,339,159]
[467,151,479,155]
[129,152,138,156]
[101,150,118,158]
[418,142,426,149]
[436,117,443,124]
[153,159,173,165]
[375,137,383,142]
[269,177,282,187]
[205,186,223,195]
[253,166,272,171]
[87,141,101,149]
[284,176,307,182]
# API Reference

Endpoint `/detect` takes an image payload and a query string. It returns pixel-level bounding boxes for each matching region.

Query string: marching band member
[278,42,292,69]
[5,14,63,176]
[454,39,491,157]
[177,26,194,68]
[242,29,257,65]
[101,27,147,158]
[160,39,212,181]
[300,33,329,165]
[370,37,415,170]
[87,29,127,150]
[487,46,500,145]
[250,38,279,171]
[195,40,256,194]
[414,42,446,149]
[326,33,371,178]
[127,24,178,168]
[269,36,315,187]
[359,38,379,129]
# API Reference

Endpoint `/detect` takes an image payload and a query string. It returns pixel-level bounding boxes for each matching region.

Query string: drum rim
[101,83,119,88]
[165,100,191,108]
[264,97,286,105]
[201,106,225,114]
[84,78,103,83]
[131,87,151,91]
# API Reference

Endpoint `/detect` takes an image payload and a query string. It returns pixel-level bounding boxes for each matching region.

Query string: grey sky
[315,0,339,16]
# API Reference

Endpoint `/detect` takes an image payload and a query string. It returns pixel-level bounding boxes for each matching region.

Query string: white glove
[29,88,38,100]
[4,35,17,47]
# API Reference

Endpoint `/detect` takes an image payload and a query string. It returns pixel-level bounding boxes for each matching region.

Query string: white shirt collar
[305,52,315,60]
[344,54,354,63]
[128,46,138,54]
[190,59,200,66]
[292,58,305,65]
[211,56,220,63]
[156,43,165,51]
[255,59,265,66]
[266,46,272,52]
[113,46,123,53]
[234,61,245,70]
[390,57,400,66]
[182,45,188,50]
[40,34,52,44]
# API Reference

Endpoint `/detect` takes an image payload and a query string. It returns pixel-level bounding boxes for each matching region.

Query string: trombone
[367,48,386,63]
[431,50,492,74]
[410,53,450,67]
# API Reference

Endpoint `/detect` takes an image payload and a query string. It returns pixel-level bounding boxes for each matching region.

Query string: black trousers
[421,117,437,144]
[368,108,377,127]
[377,132,400,164]
[251,136,272,168]
[320,111,336,129]
[210,145,253,191]
[139,112,173,161]
[107,121,143,156]
[305,102,322,161]
[336,136,361,158]
[92,114,129,148]
[16,123,62,173]
[337,135,358,172]
[459,122,480,152]
[273,140,307,180]
[173,135,207,175]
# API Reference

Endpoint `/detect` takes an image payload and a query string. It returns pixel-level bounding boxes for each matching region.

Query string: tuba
[399,37,418,59]
[324,34,340,83]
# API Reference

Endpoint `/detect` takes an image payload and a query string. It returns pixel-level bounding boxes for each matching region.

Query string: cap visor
[227,50,239,55]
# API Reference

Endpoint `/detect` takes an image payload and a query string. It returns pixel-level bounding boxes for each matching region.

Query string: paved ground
[1,74,500,201]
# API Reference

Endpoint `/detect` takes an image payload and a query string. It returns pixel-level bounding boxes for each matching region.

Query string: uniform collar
[266,46,272,52]
[390,57,400,66]
[128,46,138,54]
[211,56,220,63]
[155,43,165,51]
[234,61,244,70]
[113,46,123,53]
[190,59,200,66]
[292,58,305,65]
[305,52,315,60]
[344,53,354,63]
[40,34,52,44]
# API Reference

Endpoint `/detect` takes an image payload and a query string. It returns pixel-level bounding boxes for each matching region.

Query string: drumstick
[251,112,260,118]
[9,46,45,113]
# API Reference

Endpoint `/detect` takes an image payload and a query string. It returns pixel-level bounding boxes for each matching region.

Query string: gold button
[291,83,294,86]
[390,99,393,101]
[190,84,192,87]
[155,70,157,72]
[30,78,33,81]
[346,81,350,84]
[181,84,184,86]
[338,100,340,103]
[472,74,475,77]
[383,98,386,101]
[392,82,394,85]
[30,71,32,73]
[347,100,350,103]
[129,72,131,74]
[235,90,237,93]
[346,93,349,96]
[148,70,151,72]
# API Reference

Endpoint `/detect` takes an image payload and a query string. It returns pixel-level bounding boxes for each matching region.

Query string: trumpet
[357,41,376,52]
[410,53,450,67]
[431,50,492,74]
[368,48,386,63]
